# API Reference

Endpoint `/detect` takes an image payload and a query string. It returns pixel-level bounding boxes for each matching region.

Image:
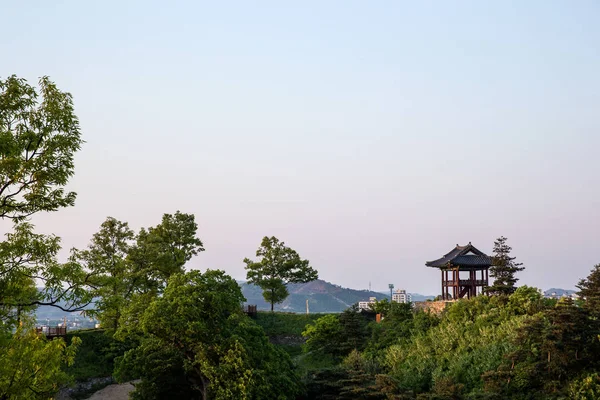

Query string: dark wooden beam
[441,269,444,300]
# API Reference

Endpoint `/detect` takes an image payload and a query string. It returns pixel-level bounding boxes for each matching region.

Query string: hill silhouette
[240,279,423,312]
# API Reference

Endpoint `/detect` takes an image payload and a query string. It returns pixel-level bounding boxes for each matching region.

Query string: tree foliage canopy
[244,236,318,311]
[0,75,91,317]
[0,324,81,399]
[72,211,204,334]
[0,75,82,221]
[115,270,301,400]
[0,75,87,400]
[77,217,135,331]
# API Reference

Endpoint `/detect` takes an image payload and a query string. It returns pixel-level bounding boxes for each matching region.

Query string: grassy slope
[255,312,332,369]
[253,312,324,336]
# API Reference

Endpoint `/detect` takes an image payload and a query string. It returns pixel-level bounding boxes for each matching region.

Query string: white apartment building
[358,297,377,310]
[392,289,411,304]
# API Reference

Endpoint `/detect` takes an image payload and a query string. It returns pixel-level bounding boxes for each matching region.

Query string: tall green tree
[113,211,204,339]
[244,236,318,311]
[0,75,87,399]
[115,270,300,400]
[487,236,524,296]
[132,211,204,291]
[75,212,203,335]
[78,217,135,331]
[577,264,600,317]
[0,75,89,317]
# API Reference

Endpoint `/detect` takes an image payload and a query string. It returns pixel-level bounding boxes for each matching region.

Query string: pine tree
[576,263,600,368]
[487,236,524,296]
[338,305,369,355]
[484,299,590,396]
[577,264,600,317]
[338,350,385,399]
[541,298,590,386]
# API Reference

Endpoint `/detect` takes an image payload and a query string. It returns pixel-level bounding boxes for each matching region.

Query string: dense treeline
[300,271,600,399]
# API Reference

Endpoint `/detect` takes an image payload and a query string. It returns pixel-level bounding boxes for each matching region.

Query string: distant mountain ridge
[239,279,431,313]
[240,281,580,313]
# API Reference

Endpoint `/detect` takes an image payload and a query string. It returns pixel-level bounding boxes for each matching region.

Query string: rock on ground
[86,381,137,400]
[55,377,115,400]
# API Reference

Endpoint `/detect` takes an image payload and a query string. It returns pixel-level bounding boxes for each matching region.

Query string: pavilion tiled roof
[425,243,492,269]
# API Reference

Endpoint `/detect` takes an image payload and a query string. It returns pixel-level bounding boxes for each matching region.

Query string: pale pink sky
[2,1,599,294]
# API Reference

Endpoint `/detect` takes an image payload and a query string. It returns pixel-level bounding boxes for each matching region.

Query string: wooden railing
[444,280,487,286]
[243,305,257,317]
[35,326,67,338]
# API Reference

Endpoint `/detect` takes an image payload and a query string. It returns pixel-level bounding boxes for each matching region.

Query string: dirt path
[86,381,137,400]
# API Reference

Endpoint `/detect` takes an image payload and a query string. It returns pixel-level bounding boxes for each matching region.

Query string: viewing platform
[426,243,492,300]
[36,326,67,339]
[243,304,257,318]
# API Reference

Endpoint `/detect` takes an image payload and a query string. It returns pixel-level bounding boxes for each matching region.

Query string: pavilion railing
[444,280,487,286]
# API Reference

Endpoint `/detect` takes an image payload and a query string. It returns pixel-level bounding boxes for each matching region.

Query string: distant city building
[358,297,377,311]
[545,291,579,300]
[392,289,411,303]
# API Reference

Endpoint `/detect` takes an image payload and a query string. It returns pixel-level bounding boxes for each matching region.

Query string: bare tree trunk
[271,289,274,312]
[202,377,209,400]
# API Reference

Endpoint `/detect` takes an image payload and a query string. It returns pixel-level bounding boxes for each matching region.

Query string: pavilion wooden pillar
[453,268,457,300]
[467,271,471,299]
[458,267,461,299]
[470,270,475,298]
[441,269,444,300]
[445,270,449,300]
[480,269,484,295]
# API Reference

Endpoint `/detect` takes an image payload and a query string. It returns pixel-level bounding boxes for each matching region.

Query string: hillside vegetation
[299,281,600,399]
[254,312,324,337]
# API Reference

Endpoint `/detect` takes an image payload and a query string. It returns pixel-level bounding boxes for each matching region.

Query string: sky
[1,1,599,295]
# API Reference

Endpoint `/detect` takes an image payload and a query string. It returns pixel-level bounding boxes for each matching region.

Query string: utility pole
[306,299,309,315]
[389,284,394,302]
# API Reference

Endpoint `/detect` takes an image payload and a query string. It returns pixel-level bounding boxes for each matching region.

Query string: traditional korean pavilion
[426,243,491,300]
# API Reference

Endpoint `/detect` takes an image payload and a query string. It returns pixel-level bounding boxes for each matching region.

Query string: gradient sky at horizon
[1,1,599,294]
